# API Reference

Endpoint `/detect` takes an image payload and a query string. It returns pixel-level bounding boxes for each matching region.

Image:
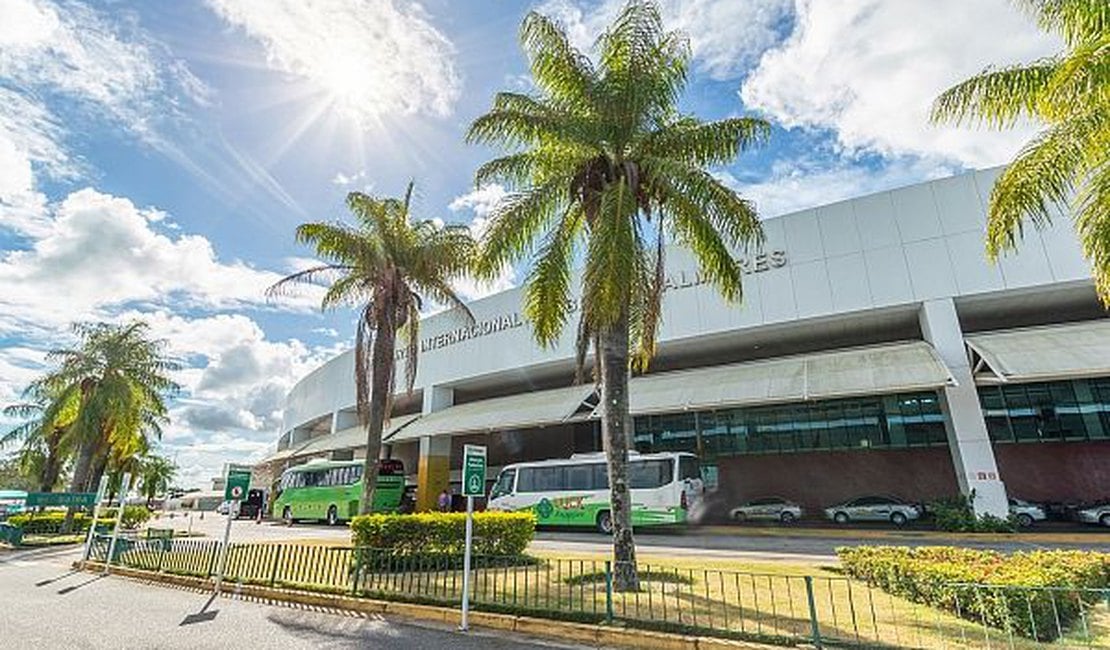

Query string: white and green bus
[487,452,703,533]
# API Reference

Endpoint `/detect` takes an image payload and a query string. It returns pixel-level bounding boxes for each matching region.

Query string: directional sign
[26,492,97,508]
[462,444,487,497]
[224,465,252,502]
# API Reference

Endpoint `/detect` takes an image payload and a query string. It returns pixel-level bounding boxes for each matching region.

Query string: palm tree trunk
[600,310,639,592]
[358,315,396,515]
[39,451,61,492]
[62,434,99,533]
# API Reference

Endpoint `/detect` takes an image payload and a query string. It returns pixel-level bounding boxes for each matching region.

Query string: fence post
[605,561,614,623]
[350,548,362,597]
[804,576,823,649]
[270,545,283,588]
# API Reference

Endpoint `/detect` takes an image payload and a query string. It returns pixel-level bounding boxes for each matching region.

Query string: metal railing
[88,537,1110,649]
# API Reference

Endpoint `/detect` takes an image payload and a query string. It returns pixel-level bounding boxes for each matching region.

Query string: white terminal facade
[258,168,1110,517]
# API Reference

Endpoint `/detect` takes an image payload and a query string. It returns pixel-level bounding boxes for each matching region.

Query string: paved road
[149,512,1110,565]
[0,547,585,650]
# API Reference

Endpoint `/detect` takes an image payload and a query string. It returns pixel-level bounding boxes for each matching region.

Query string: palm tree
[467,0,768,589]
[932,1,1110,302]
[30,322,179,529]
[1,386,74,492]
[269,185,476,515]
[138,454,177,507]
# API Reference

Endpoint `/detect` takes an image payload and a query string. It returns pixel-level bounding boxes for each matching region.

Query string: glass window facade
[633,391,947,458]
[630,377,1110,459]
[978,377,1110,443]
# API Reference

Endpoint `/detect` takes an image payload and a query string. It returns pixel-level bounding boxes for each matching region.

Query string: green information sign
[26,492,97,508]
[462,444,487,497]
[224,465,252,502]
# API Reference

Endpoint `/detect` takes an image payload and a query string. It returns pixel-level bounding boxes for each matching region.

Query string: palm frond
[931,61,1058,128]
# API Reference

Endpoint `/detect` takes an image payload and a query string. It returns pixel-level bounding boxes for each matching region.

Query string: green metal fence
[89,537,1110,649]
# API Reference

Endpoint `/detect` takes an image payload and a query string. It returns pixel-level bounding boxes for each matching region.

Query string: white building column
[416,386,454,512]
[919,298,1008,517]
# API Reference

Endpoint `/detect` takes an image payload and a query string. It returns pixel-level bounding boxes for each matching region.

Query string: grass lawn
[103,538,1110,648]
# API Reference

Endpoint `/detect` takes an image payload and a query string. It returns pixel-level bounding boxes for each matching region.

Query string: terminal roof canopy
[620,341,955,416]
[386,384,597,442]
[298,413,421,455]
[966,319,1110,383]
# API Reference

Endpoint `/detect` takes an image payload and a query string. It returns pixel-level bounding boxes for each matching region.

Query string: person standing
[437,488,450,513]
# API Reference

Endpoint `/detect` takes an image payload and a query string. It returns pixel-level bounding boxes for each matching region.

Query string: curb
[688,526,1110,545]
[76,561,779,650]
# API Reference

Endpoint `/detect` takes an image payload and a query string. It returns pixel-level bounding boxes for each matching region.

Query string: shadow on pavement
[57,574,103,594]
[35,569,81,587]
[180,593,220,626]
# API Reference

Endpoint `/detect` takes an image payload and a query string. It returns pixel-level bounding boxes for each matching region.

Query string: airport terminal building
[257,168,1110,517]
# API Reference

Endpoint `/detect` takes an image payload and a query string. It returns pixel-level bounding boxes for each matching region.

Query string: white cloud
[0,0,209,236]
[722,157,958,218]
[331,169,367,186]
[448,184,516,301]
[0,0,208,143]
[741,0,1059,168]
[205,0,460,123]
[538,0,793,80]
[0,188,322,335]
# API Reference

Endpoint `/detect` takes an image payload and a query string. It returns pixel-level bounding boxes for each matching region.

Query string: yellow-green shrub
[838,546,1110,640]
[350,511,535,556]
[6,511,115,535]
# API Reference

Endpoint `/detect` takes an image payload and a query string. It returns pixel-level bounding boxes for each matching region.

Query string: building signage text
[400,250,788,357]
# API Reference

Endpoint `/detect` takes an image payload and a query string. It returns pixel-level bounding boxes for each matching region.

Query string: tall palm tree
[269,185,476,515]
[1,386,75,492]
[138,454,177,507]
[932,1,1110,301]
[467,0,768,589]
[30,322,179,529]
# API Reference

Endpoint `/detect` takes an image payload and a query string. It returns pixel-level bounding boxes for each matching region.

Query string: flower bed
[838,546,1110,640]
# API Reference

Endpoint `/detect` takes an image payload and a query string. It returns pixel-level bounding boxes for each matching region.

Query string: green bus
[273,458,405,525]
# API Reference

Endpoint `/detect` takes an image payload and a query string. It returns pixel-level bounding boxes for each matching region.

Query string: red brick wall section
[714,447,960,515]
[994,441,1110,503]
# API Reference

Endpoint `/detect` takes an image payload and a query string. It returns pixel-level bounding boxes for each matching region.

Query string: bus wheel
[326,505,339,526]
[596,510,613,535]
[282,506,293,526]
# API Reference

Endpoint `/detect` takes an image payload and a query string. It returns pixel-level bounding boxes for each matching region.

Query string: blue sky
[0,0,1057,487]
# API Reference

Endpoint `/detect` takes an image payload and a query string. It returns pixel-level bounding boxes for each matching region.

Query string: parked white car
[730,497,803,523]
[825,496,921,526]
[1008,498,1046,527]
[1077,503,1110,527]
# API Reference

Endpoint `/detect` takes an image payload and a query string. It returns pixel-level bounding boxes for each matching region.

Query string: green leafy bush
[929,494,1015,533]
[350,511,535,556]
[7,510,115,535]
[119,505,152,530]
[838,546,1110,640]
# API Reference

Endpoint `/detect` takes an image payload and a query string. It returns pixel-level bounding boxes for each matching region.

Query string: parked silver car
[730,497,803,523]
[825,496,921,525]
[1008,498,1046,527]
[1077,503,1110,527]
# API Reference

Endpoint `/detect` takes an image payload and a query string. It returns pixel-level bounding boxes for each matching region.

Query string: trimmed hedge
[838,546,1110,640]
[350,511,535,556]
[7,511,116,535]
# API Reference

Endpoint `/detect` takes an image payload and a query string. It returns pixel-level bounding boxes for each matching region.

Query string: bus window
[628,459,672,489]
[591,464,609,490]
[490,469,515,498]
[678,456,700,481]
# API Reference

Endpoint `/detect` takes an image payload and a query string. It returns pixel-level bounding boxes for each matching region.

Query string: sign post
[102,472,131,575]
[459,444,486,631]
[81,475,109,564]
[213,464,252,594]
